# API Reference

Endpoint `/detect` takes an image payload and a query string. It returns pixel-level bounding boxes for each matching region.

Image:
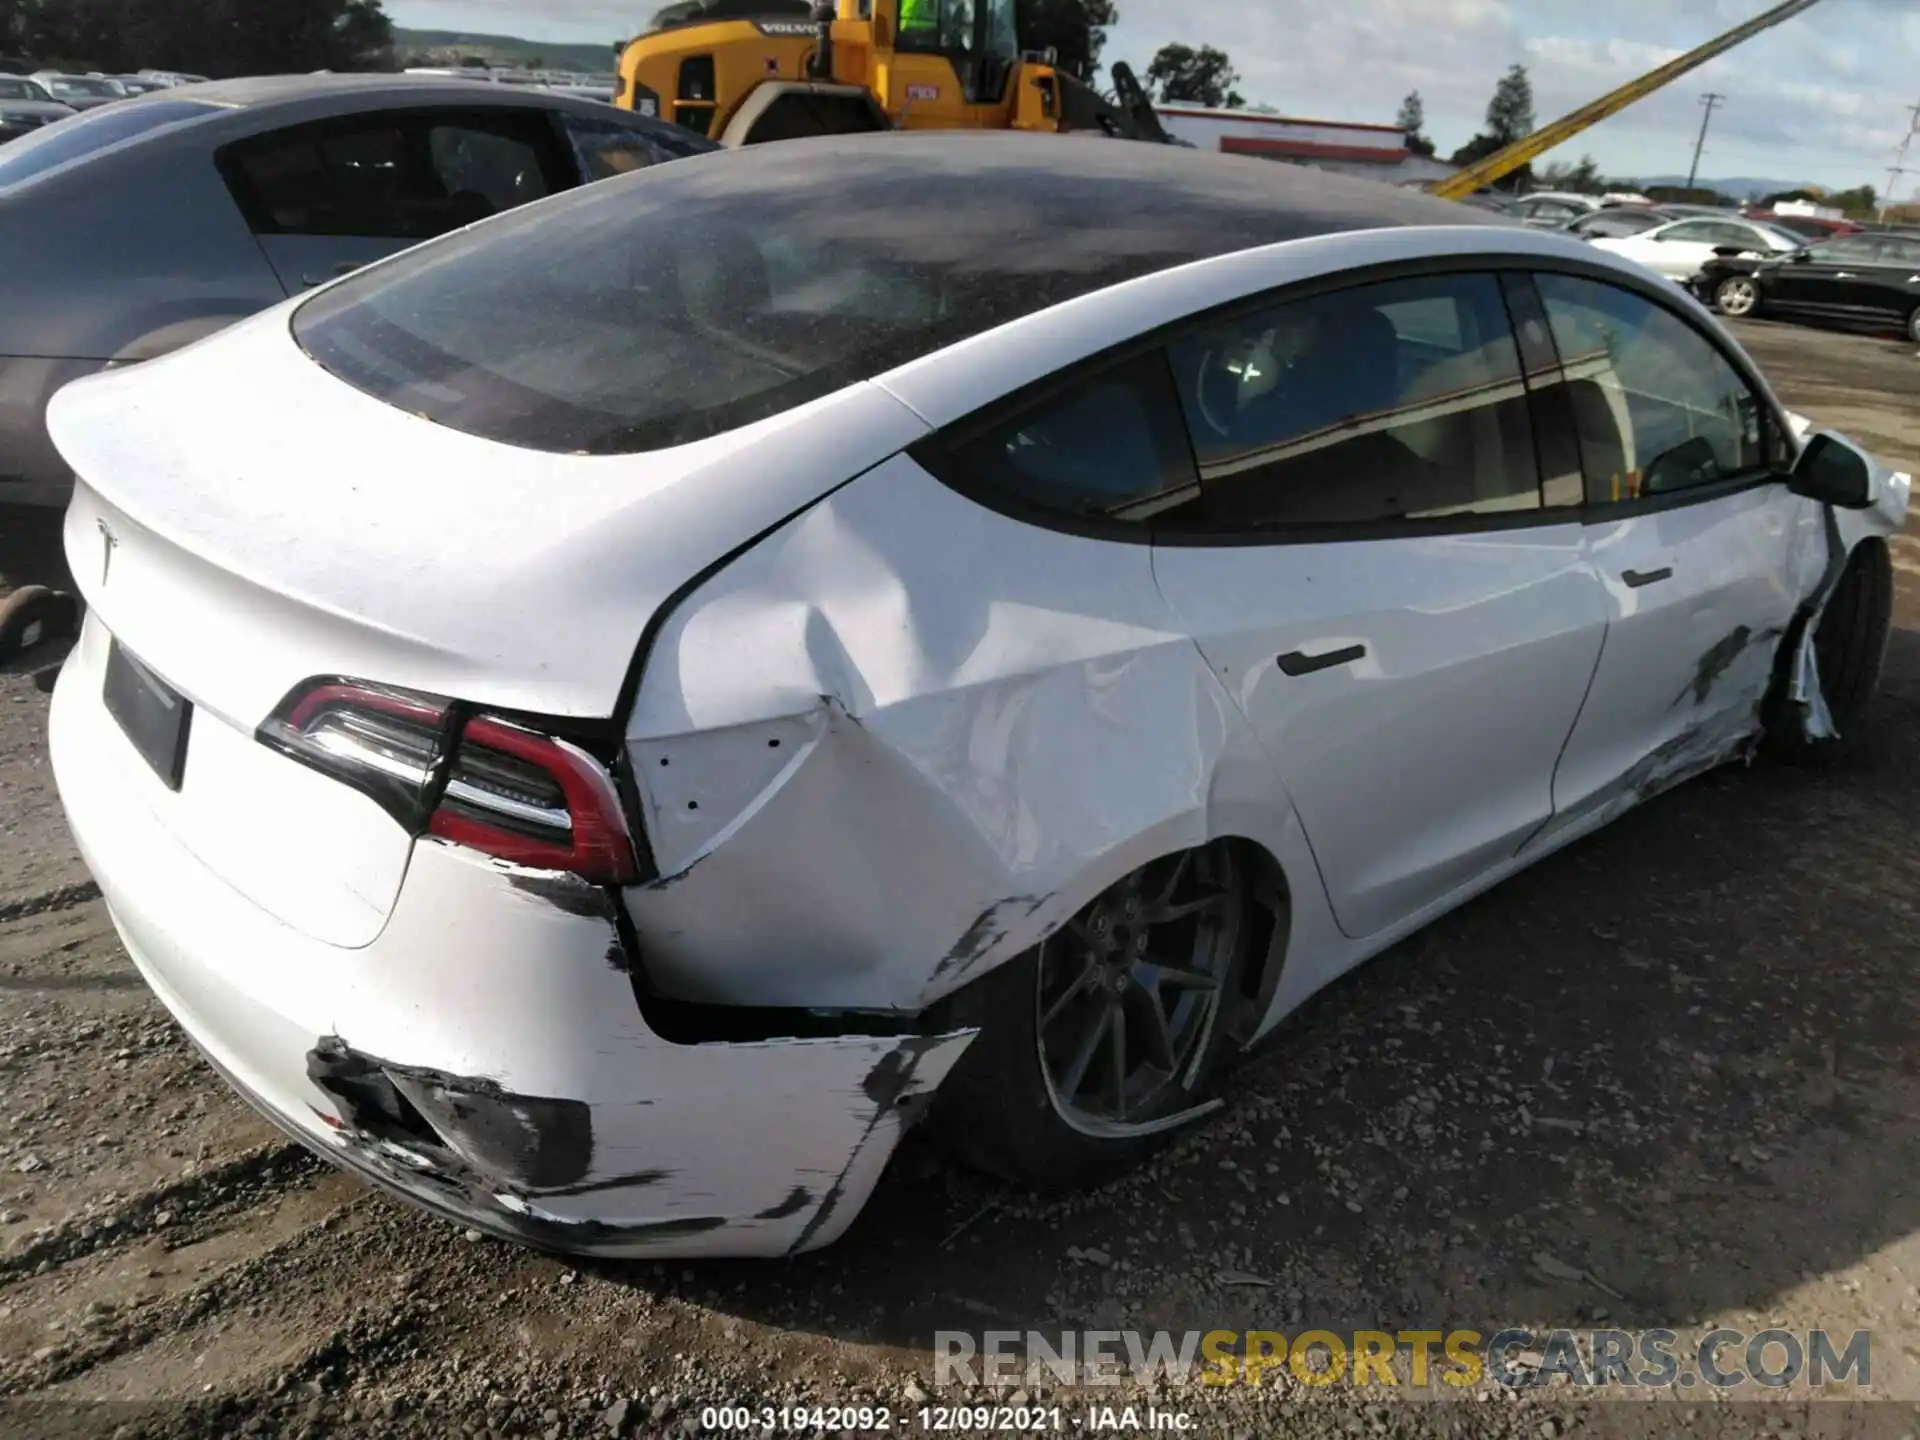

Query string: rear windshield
[294,133,1474,455]
[44,76,119,98]
[0,99,219,188]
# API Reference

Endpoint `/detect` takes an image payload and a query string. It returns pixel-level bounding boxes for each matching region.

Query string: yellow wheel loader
[613,0,1173,148]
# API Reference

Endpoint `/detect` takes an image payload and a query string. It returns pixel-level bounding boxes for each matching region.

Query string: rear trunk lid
[49,308,926,943]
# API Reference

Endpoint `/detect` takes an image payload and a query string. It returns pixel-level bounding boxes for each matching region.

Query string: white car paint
[43,204,1907,1256]
[1590,216,1800,282]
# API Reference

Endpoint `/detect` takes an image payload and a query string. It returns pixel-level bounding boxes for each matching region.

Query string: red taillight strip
[428,717,637,884]
[284,682,447,731]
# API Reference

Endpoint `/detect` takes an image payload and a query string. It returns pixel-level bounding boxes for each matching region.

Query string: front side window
[1162,272,1541,530]
[1535,272,1767,504]
[223,111,559,241]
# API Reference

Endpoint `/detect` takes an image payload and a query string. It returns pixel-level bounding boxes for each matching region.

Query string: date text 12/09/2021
[698,1406,1195,1432]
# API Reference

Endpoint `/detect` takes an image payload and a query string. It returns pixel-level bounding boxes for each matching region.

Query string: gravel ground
[2,318,1919,1440]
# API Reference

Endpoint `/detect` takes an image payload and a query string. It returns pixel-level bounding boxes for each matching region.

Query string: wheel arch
[922,830,1296,1060]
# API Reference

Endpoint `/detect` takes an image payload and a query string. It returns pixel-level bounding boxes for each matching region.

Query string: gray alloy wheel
[1907,305,1920,346]
[1715,275,1760,319]
[1034,845,1244,1137]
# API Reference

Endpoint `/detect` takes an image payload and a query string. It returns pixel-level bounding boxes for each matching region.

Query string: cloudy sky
[385,0,1917,193]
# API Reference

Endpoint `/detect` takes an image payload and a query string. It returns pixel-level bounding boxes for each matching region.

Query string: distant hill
[1633,174,1818,200]
[390,27,616,74]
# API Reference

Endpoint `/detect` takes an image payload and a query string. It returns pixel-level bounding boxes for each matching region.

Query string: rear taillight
[259,679,637,884]
[430,717,636,882]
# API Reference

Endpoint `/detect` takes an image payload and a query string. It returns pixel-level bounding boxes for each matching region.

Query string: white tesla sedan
[46,135,1907,1258]
[1589,213,1803,281]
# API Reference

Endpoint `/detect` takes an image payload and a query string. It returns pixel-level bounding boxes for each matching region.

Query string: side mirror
[1788,249,1812,264]
[1790,432,1875,508]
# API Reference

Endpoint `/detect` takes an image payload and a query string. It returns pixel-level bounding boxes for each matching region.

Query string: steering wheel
[1191,332,1276,441]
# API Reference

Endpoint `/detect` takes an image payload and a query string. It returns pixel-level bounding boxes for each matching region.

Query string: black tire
[0,586,80,665]
[1770,538,1892,763]
[930,842,1255,1191]
[1907,304,1920,346]
[1715,275,1761,320]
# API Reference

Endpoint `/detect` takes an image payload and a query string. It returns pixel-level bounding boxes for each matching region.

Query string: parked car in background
[1563,205,1671,240]
[1746,210,1861,241]
[1590,214,1802,281]
[1700,231,1920,342]
[0,74,718,504]
[137,70,212,88]
[108,76,172,97]
[0,75,75,142]
[42,135,1905,1257]
[30,73,123,110]
[1509,191,1603,228]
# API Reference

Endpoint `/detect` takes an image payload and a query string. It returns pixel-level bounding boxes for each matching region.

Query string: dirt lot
[2,318,1920,1440]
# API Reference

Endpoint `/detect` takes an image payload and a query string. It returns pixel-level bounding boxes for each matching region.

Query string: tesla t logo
[97,520,119,587]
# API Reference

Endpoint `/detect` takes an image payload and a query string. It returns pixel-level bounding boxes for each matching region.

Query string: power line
[1883,96,1920,221]
[1686,92,1725,191]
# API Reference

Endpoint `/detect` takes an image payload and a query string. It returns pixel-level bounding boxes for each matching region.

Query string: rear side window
[1813,235,1882,264]
[221,110,563,241]
[1163,272,1541,530]
[943,352,1200,524]
[0,99,218,189]
[1535,273,1767,503]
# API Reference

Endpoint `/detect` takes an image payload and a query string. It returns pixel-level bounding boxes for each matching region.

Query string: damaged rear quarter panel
[622,453,1276,1011]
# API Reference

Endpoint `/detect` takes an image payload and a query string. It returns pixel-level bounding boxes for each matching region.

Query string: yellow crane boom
[1429,0,1824,201]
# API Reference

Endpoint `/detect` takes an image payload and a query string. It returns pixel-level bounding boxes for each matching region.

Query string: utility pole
[1686,92,1725,191]
[1883,96,1920,222]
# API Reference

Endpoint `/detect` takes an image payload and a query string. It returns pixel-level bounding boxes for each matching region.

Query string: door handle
[1278,643,1366,677]
[1622,567,1673,589]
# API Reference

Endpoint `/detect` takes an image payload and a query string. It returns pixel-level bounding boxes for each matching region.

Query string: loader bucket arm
[1429,0,1823,201]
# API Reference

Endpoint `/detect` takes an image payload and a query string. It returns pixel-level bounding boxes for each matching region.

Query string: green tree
[1828,184,1877,216]
[1448,64,1537,189]
[18,0,391,75]
[1145,42,1243,108]
[1539,152,1606,193]
[1396,90,1434,158]
[1015,0,1118,82]
[1485,62,1535,144]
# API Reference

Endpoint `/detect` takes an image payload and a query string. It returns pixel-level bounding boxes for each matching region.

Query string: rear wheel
[931,843,1253,1190]
[1715,275,1761,319]
[1906,304,1920,346]
[1770,538,1892,762]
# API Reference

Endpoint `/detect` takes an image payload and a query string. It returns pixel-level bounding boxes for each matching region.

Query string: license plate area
[103,639,192,790]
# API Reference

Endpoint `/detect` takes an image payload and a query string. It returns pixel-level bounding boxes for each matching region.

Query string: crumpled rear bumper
[49,642,975,1258]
